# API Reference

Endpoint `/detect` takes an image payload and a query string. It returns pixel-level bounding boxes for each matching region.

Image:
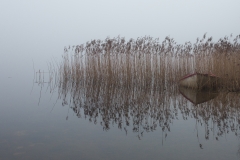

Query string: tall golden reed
[59,34,240,92]
[38,34,240,140]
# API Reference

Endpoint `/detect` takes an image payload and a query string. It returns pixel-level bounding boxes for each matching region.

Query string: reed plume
[40,34,240,139]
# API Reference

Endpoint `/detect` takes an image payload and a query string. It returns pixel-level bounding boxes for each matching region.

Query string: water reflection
[179,86,219,105]
[32,35,240,159]
[36,70,240,144]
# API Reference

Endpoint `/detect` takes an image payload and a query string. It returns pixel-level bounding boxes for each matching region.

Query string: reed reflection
[37,35,240,142]
[57,75,240,140]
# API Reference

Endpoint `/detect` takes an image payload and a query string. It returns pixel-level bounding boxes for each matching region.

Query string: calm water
[1,55,240,160]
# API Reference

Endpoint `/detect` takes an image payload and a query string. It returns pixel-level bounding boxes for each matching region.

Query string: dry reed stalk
[42,34,240,138]
[63,36,239,90]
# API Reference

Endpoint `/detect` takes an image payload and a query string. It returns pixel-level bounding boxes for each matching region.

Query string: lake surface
[1,54,240,160]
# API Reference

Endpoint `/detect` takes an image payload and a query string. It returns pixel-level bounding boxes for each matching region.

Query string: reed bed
[38,34,240,140]
[60,34,240,93]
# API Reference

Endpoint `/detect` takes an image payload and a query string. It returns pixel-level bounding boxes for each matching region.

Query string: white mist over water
[1,1,240,159]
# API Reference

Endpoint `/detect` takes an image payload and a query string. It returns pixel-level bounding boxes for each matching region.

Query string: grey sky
[0,0,239,60]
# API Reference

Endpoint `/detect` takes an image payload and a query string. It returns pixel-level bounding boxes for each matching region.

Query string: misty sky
[1,1,240,159]
[0,0,240,70]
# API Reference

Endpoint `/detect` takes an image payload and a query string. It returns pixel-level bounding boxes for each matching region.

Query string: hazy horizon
[1,1,240,159]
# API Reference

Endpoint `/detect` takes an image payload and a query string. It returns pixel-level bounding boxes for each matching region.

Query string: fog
[0,0,239,75]
[0,1,240,159]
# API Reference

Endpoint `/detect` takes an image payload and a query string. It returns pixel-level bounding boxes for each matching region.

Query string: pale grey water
[0,55,240,160]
